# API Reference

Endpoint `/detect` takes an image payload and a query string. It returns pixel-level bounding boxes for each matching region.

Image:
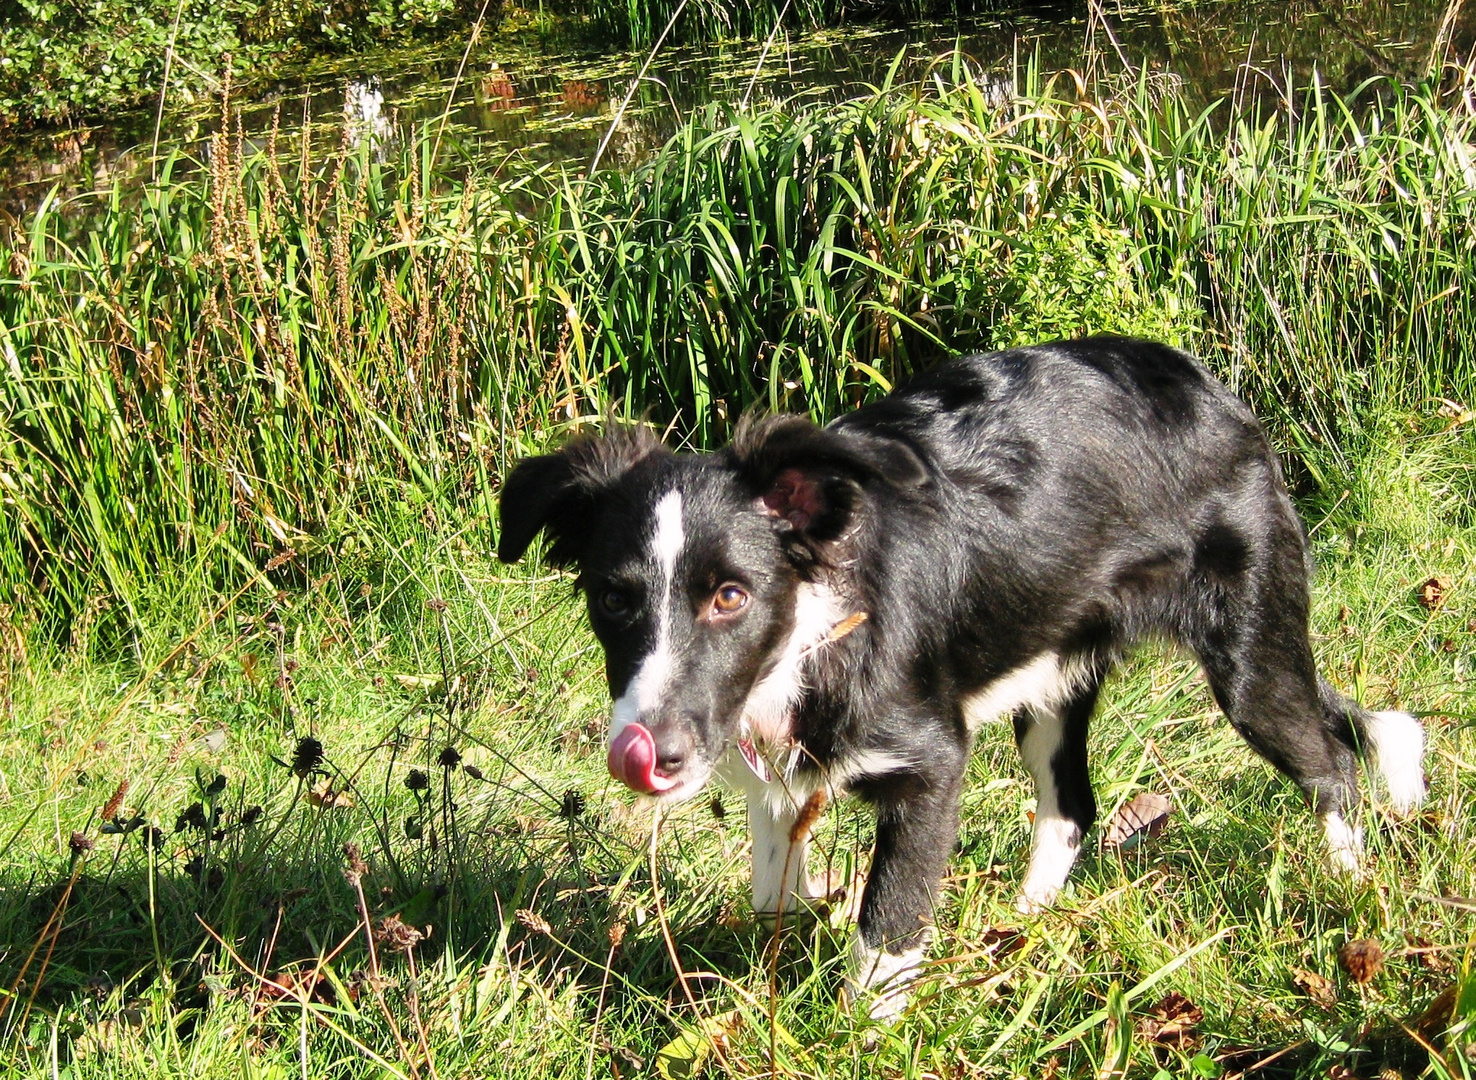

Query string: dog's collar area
[737,736,803,784]
[736,609,865,783]
[738,737,773,782]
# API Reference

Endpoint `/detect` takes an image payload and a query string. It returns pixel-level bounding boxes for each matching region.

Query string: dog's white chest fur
[738,581,847,747]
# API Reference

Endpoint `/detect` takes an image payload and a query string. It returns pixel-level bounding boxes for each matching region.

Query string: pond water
[0,0,1469,211]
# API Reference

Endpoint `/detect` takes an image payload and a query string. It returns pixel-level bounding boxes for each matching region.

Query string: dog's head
[497,416,926,800]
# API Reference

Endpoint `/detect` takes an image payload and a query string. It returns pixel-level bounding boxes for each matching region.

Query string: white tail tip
[1365,710,1428,813]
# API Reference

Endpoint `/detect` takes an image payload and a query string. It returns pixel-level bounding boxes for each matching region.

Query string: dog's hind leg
[1189,524,1376,872]
[1014,680,1103,913]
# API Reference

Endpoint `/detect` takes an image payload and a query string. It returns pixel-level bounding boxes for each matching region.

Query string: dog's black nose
[652,728,696,777]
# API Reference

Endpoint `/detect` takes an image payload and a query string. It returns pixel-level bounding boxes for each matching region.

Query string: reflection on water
[344,76,398,151]
[0,0,1471,209]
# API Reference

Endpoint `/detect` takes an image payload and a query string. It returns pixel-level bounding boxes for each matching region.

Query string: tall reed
[4,59,1474,640]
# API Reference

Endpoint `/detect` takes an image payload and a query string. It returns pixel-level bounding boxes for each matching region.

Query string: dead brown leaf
[256,968,337,1005]
[1403,933,1454,974]
[1414,984,1457,1043]
[1291,967,1337,1008]
[1337,939,1384,984]
[1435,398,1474,428]
[1418,577,1452,611]
[306,777,354,809]
[1102,792,1171,850]
[1135,991,1204,1046]
[977,925,1027,959]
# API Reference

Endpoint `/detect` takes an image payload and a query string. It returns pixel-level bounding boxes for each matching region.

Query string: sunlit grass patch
[0,485,1471,1076]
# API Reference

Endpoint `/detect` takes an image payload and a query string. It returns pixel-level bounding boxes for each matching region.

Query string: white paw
[1015,816,1080,915]
[1014,884,1059,915]
[1321,812,1365,877]
[845,935,927,1022]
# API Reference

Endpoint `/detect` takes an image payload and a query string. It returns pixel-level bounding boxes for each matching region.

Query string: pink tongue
[608,724,678,794]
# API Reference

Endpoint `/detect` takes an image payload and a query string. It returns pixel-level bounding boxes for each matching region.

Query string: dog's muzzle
[607,724,679,794]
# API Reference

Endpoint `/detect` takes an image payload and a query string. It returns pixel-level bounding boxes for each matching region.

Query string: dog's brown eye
[713,585,749,615]
[599,589,631,617]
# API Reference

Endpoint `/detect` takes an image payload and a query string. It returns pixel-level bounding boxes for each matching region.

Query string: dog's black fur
[498,337,1423,1010]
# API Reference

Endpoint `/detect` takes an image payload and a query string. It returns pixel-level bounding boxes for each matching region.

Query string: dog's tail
[1322,680,1428,812]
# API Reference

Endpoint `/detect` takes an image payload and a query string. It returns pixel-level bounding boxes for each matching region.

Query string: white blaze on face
[609,490,684,746]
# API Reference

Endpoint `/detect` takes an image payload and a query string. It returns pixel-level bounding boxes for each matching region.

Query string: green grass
[0,458,1472,1077]
[3,55,1476,1076]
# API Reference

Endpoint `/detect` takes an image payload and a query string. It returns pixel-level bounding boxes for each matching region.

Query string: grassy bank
[1,60,1475,1076]
[5,62,1476,637]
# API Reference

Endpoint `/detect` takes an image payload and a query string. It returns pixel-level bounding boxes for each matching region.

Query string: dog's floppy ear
[728,414,927,544]
[498,425,665,566]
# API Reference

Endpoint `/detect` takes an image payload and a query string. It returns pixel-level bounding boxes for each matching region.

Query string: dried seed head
[291,737,325,778]
[462,764,484,780]
[790,788,827,844]
[405,769,429,792]
[559,789,585,819]
[438,746,461,769]
[102,780,129,821]
[69,832,94,856]
[607,922,626,949]
[176,802,208,832]
[342,842,369,886]
[373,914,424,952]
[517,908,551,936]
[242,805,264,825]
[1338,939,1385,984]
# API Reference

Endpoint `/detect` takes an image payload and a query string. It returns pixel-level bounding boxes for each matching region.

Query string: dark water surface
[0,0,1470,211]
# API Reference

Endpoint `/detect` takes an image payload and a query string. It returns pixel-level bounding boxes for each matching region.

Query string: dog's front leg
[846,754,965,1020]
[748,785,815,923]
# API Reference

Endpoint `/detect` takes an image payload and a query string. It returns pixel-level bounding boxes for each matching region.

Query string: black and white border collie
[498,337,1427,1018]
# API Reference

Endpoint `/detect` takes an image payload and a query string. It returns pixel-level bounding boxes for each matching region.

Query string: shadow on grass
[0,775,844,1054]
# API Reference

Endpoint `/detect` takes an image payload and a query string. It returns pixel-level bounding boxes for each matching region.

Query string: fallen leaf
[977,925,1027,959]
[1337,939,1384,984]
[306,778,354,809]
[257,969,336,1004]
[195,727,229,754]
[654,1009,743,1079]
[1102,792,1171,850]
[1135,991,1204,1046]
[1291,967,1337,1008]
[1418,577,1451,611]
[1435,398,1474,428]
[1403,933,1454,974]
[1413,984,1457,1043]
